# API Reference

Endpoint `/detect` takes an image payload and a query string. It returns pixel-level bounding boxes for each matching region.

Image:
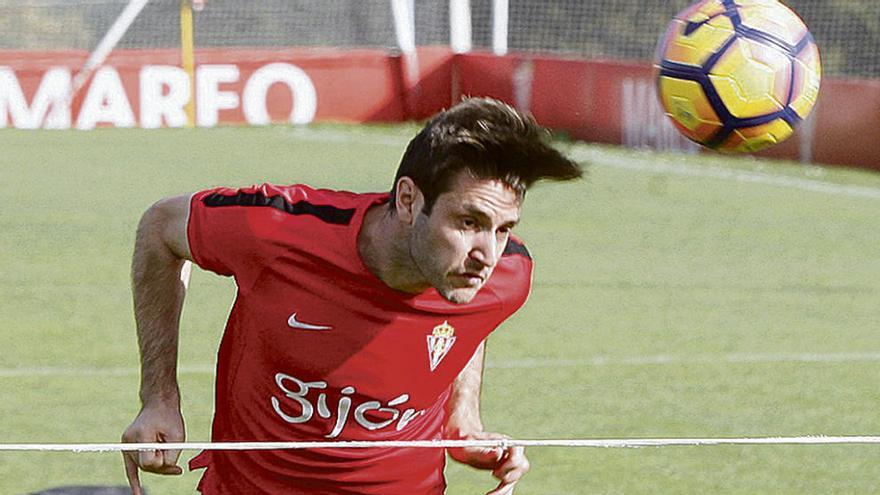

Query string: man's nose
[469,230,499,268]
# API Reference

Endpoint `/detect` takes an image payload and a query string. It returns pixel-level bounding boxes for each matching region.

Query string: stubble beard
[441,286,479,304]
[409,216,477,305]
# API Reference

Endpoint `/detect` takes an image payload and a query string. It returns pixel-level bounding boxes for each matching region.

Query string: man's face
[409,173,521,304]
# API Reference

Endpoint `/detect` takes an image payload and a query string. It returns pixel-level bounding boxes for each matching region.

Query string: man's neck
[357,204,429,294]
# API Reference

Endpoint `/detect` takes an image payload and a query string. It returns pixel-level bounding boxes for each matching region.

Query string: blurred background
[1,0,878,78]
[0,0,878,167]
[1,1,879,494]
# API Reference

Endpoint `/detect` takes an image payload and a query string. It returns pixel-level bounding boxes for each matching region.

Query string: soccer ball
[655,0,821,152]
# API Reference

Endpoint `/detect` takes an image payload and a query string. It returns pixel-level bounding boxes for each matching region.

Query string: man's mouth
[457,272,484,285]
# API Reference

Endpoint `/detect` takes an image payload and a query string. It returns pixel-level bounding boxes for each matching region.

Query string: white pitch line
[576,148,880,200]
[3,436,880,452]
[279,127,880,200]
[486,352,880,369]
[0,364,214,379]
[2,352,880,379]
[282,126,412,147]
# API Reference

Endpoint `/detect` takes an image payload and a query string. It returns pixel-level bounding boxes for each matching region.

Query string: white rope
[3,436,880,453]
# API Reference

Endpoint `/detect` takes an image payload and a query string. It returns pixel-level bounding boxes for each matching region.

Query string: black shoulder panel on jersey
[203,191,356,225]
[503,239,531,259]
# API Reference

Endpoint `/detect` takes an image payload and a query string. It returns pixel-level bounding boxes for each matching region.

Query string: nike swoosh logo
[287,313,333,331]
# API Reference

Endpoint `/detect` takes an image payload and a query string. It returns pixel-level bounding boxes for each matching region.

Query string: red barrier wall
[0,47,452,129]
[809,78,880,169]
[1,47,878,171]
[456,51,880,170]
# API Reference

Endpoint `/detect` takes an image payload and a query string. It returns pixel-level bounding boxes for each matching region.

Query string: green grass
[0,125,878,494]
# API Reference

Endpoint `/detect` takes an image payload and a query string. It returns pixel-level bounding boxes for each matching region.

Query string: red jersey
[186,183,532,494]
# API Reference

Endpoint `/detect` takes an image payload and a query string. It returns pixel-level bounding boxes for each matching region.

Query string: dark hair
[390,97,583,214]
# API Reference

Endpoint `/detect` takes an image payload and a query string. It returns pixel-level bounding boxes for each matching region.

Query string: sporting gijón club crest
[427,321,456,371]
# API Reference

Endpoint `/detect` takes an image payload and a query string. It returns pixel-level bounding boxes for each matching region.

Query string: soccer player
[122,97,582,494]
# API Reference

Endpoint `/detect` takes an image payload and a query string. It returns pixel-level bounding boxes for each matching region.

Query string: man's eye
[461,217,477,228]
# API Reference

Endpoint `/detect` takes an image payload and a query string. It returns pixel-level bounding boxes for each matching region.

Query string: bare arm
[132,194,193,405]
[445,342,530,495]
[445,341,486,437]
[123,194,194,495]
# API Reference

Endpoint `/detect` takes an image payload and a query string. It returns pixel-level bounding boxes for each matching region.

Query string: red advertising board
[0,47,452,129]
[456,51,880,171]
[1,46,878,171]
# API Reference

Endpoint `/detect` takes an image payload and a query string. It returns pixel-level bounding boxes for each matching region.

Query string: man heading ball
[122,97,582,494]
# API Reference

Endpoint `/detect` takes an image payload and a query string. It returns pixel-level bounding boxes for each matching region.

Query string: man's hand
[447,431,530,495]
[445,343,528,494]
[121,400,186,495]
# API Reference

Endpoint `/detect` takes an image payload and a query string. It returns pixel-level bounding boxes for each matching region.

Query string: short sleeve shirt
[186,183,533,494]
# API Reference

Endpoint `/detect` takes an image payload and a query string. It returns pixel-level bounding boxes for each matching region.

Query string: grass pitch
[0,125,879,494]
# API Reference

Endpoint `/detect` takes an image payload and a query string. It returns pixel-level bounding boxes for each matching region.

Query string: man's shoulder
[484,235,533,311]
[196,183,385,226]
[502,236,531,261]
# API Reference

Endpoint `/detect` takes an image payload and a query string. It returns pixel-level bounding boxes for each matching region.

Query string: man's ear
[395,177,424,226]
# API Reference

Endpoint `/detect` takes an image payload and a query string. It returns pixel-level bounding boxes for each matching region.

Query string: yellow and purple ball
[655,0,821,152]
